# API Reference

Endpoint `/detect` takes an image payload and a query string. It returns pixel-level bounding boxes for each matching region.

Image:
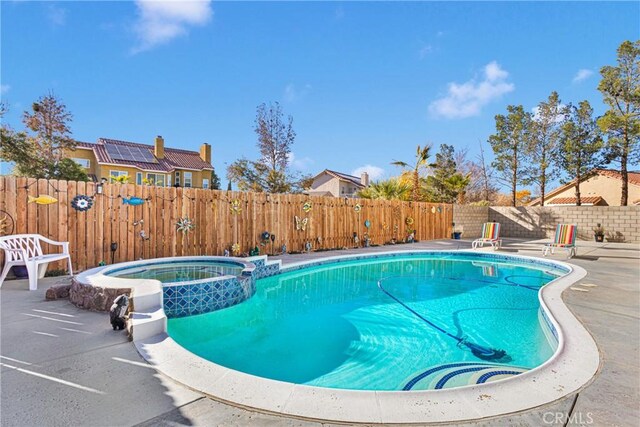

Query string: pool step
[402,362,528,390]
[129,307,166,341]
[129,280,166,341]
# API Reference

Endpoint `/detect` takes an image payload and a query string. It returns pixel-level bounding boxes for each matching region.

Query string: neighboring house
[66,136,214,188]
[528,169,640,206]
[307,169,369,198]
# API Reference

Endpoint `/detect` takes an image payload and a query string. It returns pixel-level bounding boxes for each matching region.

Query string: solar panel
[104,142,157,164]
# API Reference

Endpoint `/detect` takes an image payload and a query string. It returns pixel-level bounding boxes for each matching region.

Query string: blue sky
[1,1,638,189]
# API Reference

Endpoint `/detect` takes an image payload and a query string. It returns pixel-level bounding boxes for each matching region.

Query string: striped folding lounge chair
[543,224,577,259]
[472,222,502,250]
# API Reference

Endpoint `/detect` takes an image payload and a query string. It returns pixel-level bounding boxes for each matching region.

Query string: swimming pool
[167,253,565,391]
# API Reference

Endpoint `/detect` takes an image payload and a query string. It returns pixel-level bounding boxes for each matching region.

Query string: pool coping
[132,249,600,424]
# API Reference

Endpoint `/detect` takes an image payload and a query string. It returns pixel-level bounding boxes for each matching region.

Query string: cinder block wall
[453,205,639,242]
[453,206,490,238]
[488,206,640,242]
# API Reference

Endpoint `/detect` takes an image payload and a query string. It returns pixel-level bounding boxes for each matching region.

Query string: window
[202,178,209,189]
[72,158,90,168]
[175,171,181,186]
[184,172,192,188]
[166,175,171,187]
[109,170,128,182]
[136,172,143,185]
[146,173,166,187]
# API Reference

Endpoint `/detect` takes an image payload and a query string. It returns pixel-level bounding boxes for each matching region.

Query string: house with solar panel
[66,136,214,188]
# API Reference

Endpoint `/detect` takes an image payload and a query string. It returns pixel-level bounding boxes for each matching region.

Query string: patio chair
[0,234,73,291]
[542,224,577,259]
[472,222,502,250]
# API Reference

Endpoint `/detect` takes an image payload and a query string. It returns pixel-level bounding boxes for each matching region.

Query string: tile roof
[548,196,604,205]
[76,139,212,172]
[528,168,640,206]
[595,169,640,186]
[322,169,364,188]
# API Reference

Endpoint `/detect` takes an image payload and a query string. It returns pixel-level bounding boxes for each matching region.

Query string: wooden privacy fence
[0,176,453,272]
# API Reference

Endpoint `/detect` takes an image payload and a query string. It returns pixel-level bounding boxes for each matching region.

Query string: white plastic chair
[0,234,73,291]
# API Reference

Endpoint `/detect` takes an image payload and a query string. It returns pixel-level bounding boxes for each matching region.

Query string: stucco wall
[453,205,640,242]
[545,175,640,206]
[311,174,340,197]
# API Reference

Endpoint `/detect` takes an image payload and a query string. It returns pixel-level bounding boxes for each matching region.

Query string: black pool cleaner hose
[377,278,509,362]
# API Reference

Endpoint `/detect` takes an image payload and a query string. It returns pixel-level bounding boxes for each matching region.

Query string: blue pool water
[167,254,563,390]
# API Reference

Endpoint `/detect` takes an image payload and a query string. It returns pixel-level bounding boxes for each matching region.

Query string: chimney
[361,172,369,187]
[154,135,165,159]
[200,142,211,164]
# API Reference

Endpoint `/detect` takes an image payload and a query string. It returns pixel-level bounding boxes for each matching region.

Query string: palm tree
[358,178,411,200]
[391,145,434,202]
[445,173,472,204]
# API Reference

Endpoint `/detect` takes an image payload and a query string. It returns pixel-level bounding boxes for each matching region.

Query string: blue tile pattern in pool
[249,258,282,280]
[163,276,256,318]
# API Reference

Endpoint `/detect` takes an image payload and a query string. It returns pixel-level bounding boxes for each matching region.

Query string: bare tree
[255,102,295,172]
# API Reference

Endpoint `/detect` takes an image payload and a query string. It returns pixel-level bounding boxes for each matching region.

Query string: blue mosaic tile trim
[435,366,489,389]
[163,275,256,318]
[250,258,282,280]
[540,307,559,344]
[476,370,523,384]
[403,362,496,391]
[281,251,570,275]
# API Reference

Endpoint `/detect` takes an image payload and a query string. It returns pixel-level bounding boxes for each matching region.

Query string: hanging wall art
[302,201,312,213]
[354,203,362,213]
[28,195,58,205]
[295,216,309,231]
[0,210,15,236]
[230,199,242,214]
[231,243,241,255]
[122,196,146,206]
[176,217,195,234]
[71,195,94,212]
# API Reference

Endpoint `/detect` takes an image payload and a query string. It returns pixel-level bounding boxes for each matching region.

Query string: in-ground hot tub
[79,257,258,318]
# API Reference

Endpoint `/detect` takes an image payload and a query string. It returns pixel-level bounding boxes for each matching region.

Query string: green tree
[391,145,433,202]
[556,101,604,206]
[226,102,308,193]
[425,144,470,203]
[597,40,640,206]
[488,105,531,206]
[358,178,411,201]
[210,167,221,190]
[526,92,567,205]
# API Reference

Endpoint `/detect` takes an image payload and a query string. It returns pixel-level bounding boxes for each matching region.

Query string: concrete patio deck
[1,239,638,426]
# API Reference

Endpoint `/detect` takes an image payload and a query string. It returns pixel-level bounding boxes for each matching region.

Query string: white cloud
[428,61,514,119]
[351,165,385,181]
[0,84,10,95]
[132,0,213,53]
[572,69,593,84]
[287,152,314,171]
[47,5,67,26]
[283,83,312,103]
